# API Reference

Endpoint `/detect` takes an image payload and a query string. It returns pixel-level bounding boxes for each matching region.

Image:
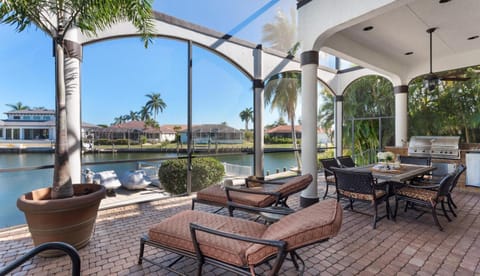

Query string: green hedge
[158,157,225,194]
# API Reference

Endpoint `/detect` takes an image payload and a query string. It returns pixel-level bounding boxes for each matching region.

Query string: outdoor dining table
[343,163,436,183]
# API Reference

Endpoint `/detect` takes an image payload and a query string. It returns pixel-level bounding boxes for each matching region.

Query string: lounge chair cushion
[148,210,268,267]
[245,199,342,265]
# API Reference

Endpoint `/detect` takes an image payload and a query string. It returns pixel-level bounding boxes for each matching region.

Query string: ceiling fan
[424,27,469,91]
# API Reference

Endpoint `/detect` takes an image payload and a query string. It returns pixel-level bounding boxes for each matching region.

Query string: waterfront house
[179,124,243,144]
[0,109,98,143]
[94,121,176,143]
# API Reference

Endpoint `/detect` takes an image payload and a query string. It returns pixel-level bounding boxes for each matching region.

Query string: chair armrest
[225,185,279,196]
[226,201,294,215]
[189,222,286,252]
[406,183,439,189]
[245,178,284,187]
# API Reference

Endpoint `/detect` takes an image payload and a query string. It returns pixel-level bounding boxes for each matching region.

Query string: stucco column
[394,85,408,147]
[335,95,343,156]
[253,45,264,179]
[64,31,83,184]
[300,50,319,207]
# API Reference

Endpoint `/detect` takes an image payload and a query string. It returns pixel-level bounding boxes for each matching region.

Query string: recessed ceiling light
[468,35,479,40]
[404,52,414,56]
[363,26,374,31]
[439,0,451,3]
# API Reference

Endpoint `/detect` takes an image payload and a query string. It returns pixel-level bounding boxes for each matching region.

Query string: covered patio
[1,178,479,275]
[2,0,480,275]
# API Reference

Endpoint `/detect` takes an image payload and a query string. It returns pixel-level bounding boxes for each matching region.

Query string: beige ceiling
[322,0,480,82]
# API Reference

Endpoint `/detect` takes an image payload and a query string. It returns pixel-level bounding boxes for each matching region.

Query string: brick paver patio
[1,177,479,275]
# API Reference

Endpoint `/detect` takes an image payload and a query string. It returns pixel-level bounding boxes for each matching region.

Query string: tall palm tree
[262,8,302,169]
[144,92,166,121]
[239,107,253,130]
[264,71,302,168]
[0,0,154,199]
[6,102,29,110]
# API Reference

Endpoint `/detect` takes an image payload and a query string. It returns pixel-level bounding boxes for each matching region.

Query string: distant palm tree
[127,110,139,121]
[6,102,29,110]
[139,106,151,121]
[239,107,253,130]
[144,93,166,121]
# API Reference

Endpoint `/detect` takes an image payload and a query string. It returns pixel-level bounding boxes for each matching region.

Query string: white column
[335,96,343,156]
[253,46,264,178]
[394,85,408,147]
[64,29,83,184]
[300,51,319,207]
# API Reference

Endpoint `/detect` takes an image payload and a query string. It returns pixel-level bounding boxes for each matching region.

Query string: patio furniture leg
[431,204,443,231]
[447,194,457,209]
[385,198,391,220]
[394,197,399,219]
[373,203,378,229]
[138,237,145,265]
[441,201,451,222]
[447,196,457,217]
[323,183,330,199]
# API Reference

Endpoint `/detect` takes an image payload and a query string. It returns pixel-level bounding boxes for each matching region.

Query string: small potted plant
[1,0,154,256]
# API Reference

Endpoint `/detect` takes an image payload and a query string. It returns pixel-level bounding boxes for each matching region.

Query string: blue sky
[0,0,304,129]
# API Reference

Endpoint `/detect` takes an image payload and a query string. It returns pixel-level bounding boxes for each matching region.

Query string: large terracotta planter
[17,184,106,257]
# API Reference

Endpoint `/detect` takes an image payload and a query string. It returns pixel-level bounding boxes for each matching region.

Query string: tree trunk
[51,40,73,199]
[291,117,302,170]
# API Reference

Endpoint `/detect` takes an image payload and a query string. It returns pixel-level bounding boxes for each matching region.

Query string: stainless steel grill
[408,136,460,159]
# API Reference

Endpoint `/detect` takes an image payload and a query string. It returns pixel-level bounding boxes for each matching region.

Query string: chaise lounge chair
[139,199,342,275]
[191,174,313,215]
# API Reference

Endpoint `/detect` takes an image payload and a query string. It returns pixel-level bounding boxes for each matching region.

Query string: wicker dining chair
[333,167,390,229]
[319,158,341,199]
[394,172,456,231]
[336,155,356,168]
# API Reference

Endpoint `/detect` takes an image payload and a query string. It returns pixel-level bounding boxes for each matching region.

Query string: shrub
[159,157,225,194]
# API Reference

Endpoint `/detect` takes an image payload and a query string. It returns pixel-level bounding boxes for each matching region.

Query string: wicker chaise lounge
[191,174,313,215]
[139,199,342,275]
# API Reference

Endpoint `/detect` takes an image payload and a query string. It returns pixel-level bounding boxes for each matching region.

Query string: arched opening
[342,75,394,164]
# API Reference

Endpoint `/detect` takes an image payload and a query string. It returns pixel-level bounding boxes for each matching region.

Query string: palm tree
[239,107,253,130]
[139,105,151,121]
[264,71,302,169]
[0,1,154,199]
[144,93,167,121]
[6,102,29,110]
[262,8,302,169]
[127,110,139,121]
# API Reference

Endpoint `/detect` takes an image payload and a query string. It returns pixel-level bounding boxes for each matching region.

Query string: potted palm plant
[0,1,154,256]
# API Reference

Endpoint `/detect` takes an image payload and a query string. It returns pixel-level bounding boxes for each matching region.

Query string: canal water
[0,151,297,228]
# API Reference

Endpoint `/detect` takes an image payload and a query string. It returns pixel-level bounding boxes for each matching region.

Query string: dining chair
[411,164,466,217]
[394,172,456,231]
[319,158,341,199]
[336,155,356,168]
[333,167,390,229]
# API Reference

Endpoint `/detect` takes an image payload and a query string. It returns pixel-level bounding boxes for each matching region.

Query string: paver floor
[1,177,479,275]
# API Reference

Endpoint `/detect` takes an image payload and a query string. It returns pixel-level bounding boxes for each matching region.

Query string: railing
[0,242,80,276]
[223,162,252,178]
